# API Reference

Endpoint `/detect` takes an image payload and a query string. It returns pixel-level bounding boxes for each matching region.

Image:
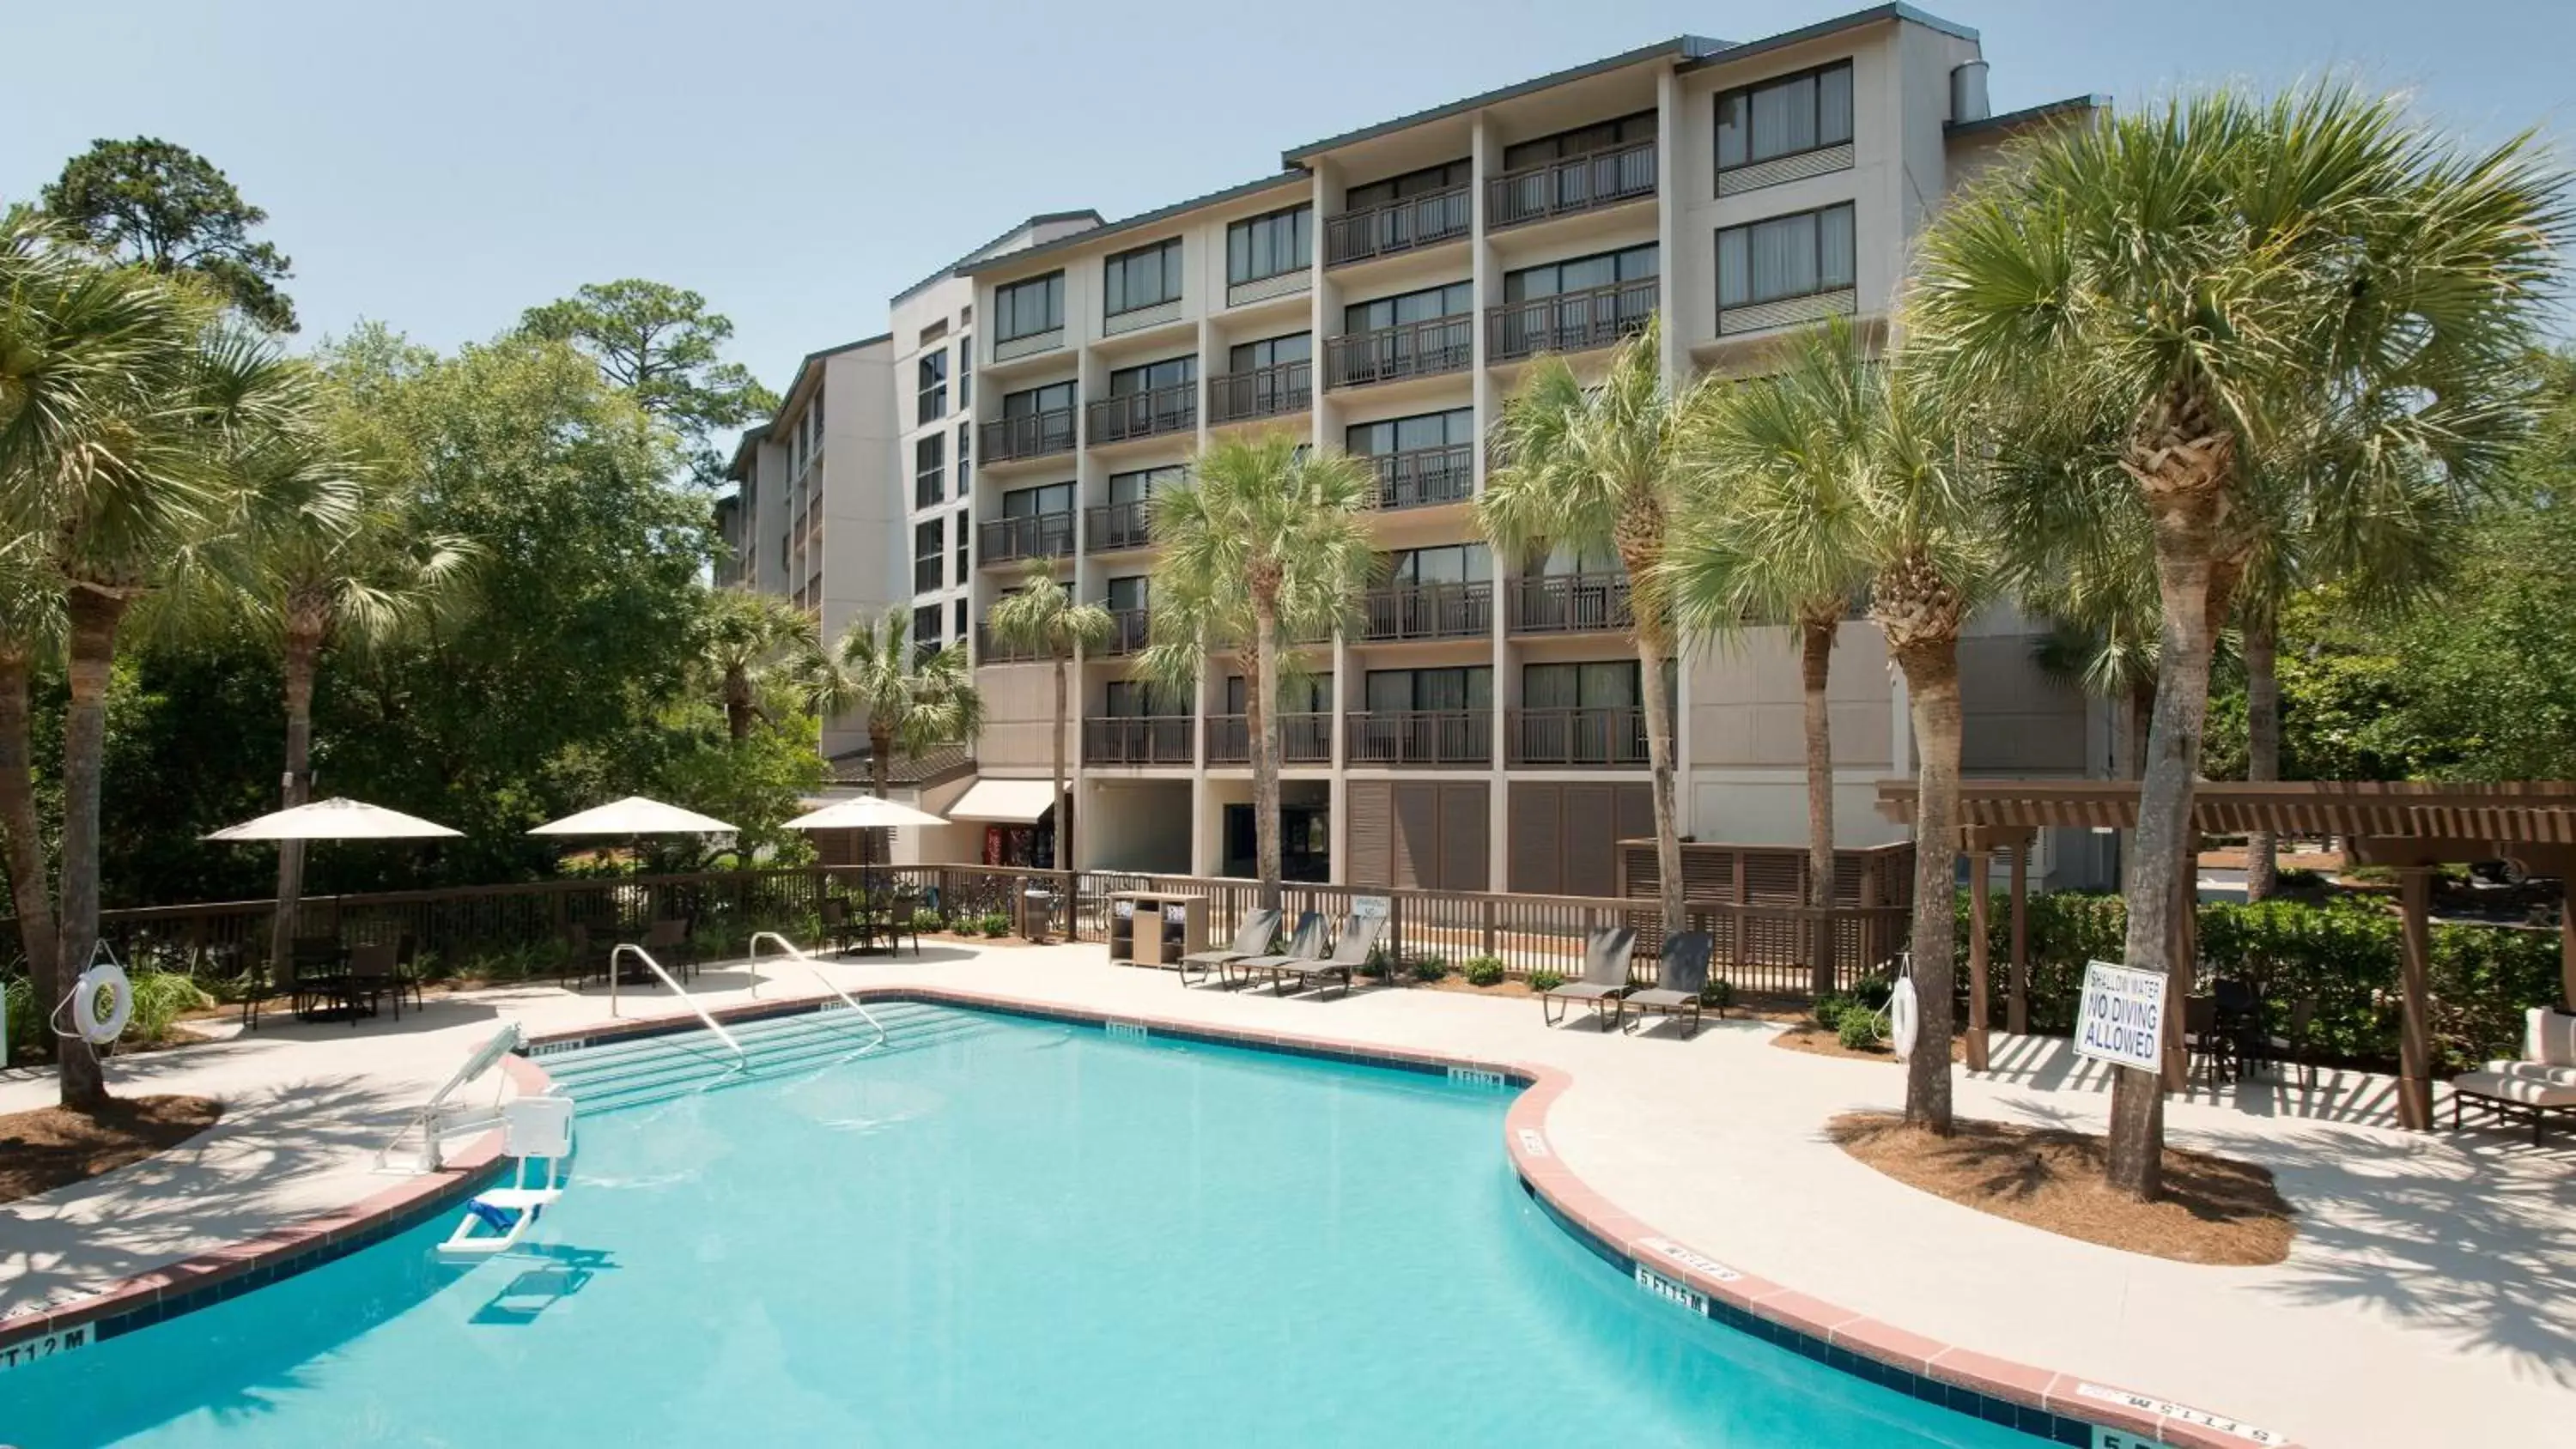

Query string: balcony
[1208,361,1311,425]
[1345,710,1492,767]
[1509,706,1649,767]
[1485,138,1657,230]
[1101,607,1151,656]
[973,621,1047,664]
[1487,278,1659,362]
[1086,383,1196,446]
[979,512,1074,567]
[1204,713,1333,765]
[1325,186,1472,267]
[1084,715,1194,766]
[1085,499,1154,552]
[1368,445,1474,511]
[980,409,1077,463]
[1324,316,1473,390]
[1510,573,1633,634]
[1358,582,1491,642]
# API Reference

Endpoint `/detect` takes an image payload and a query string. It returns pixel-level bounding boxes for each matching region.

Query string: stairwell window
[1104,237,1183,318]
[1226,204,1312,284]
[918,349,948,424]
[996,271,1065,342]
[1716,61,1855,173]
[914,433,945,507]
[1716,203,1856,310]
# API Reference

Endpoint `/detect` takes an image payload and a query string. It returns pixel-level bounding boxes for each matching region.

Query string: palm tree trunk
[1799,615,1838,996]
[269,627,321,983]
[2242,608,2280,901]
[1894,639,1960,1136]
[1050,654,1069,870]
[55,585,128,1110]
[723,667,754,742]
[870,724,893,868]
[1634,628,1686,934]
[1250,599,1282,912]
[0,648,59,1018]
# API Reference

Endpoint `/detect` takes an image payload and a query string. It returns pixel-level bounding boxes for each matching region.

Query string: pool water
[2,1007,2037,1446]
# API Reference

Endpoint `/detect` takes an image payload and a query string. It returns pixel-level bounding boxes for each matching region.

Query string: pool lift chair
[438,1093,576,1260]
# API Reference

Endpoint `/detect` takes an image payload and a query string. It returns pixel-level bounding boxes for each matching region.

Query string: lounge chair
[1178,908,1281,987]
[1264,913,1386,999]
[2451,1007,2576,1143]
[1540,926,1637,1030]
[1229,912,1327,991]
[1622,931,1714,1038]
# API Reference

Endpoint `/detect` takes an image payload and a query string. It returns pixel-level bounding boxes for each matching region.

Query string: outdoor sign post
[2071,960,2168,1074]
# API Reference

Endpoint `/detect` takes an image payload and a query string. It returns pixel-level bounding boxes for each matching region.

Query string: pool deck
[4,940,2569,1447]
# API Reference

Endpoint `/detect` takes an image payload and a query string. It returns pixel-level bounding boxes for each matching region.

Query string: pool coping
[0,989,2298,1448]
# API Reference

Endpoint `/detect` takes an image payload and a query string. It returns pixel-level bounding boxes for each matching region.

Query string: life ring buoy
[70,962,133,1045]
[1887,977,1920,1061]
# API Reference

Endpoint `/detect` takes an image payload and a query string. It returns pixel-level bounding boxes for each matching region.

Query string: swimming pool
[3,1003,2048,1446]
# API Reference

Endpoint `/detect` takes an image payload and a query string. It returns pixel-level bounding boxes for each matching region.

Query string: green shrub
[1699,979,1735,1012]
[1813,992,1852,1031]
[3,974,37,1060]
[1463,955,1506,987]
[1360,945,1394,979]
[1837,1009,1880,1052]
[1409,955,1449,983]
[125,971,214,1042]
[1528,968,1565,992]
[1850,976,1893,1012]
[2276,867,2326,889]
[975,912,1012,938]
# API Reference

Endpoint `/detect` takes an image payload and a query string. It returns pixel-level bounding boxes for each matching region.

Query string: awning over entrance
[947,778,1062,824]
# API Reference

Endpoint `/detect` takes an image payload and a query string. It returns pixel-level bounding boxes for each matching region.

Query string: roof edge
[960,172,1309,278]
[1675,3,1976,79]
[1946,94,2112,137]
[1280,34,1727,165]
[891,209,1108,305]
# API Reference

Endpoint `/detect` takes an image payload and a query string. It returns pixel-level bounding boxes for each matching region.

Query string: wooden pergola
[1877,779,2576,1130]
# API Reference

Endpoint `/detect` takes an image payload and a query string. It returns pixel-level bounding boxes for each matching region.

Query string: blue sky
[5,0,2571,430]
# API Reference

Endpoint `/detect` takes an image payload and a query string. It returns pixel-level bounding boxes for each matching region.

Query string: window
[1109,464,1183,506]
[1103,679,1172,718]
[1345,161,1471,212]
[914,518,944,593]
[1108,355,1194,397]
[1537,540,1624,575]
[1364,667,1491,712]
[913,604,944,649]
[918,318,949,346]
[1004,379,1077,418]
[1003,481,1075,519]
[1503,244,1658,302]
[914,433,945,507]
[1227,673,1331,713]
[955,508,969,583]
[957,422,971,494]
[1346,407,1474,457]
[1384,543,1490,585]
[957,338,972,407]
[954,597,968,638]
[1104,238,1183,317]
[1105,575,1149,613]
[1343,281,1472,334]
[1523,661,1639,710]
[1502,112,1654,172]
[995,271,1065,342]
[1717,61,1854,173]
[1717,203,1856,310]
[1228,331,1310,373]
[1226,204,1312,283]
[917,349,948,424]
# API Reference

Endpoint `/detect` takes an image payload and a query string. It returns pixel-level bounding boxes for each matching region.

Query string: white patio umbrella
[527,796,737,836]
[784,796,947,831]
[205,797,464,841]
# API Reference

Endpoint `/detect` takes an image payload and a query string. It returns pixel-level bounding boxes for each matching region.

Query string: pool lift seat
[438,1094,575,1260]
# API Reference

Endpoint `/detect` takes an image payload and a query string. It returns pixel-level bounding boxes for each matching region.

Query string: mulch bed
[0,1094,224,1206]
[1826,1111,2295,1266]
[1771,1023,1966,1064]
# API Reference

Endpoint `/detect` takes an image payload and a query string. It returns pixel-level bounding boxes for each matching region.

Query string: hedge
[1953,891,2562,1073]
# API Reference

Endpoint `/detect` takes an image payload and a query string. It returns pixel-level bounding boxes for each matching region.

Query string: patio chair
[559,924,605,991]
[1621,931,1715,1039]
[644,916,696,981]
[2182,996,2234,1086]
[2249,997,2319,1091]
[346,941,400,1023]
[388,932,427,1015]
[883,885,925,956]
[1263,913,1386,999]
[819,897,874,957]
[1540,926,1637,1030]
[1228,912,1327,991]
[287,936,357,1025]
[1177,908,1281,987]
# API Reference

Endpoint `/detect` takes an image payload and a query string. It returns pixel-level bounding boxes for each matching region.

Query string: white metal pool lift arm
[374,1022,525,1174]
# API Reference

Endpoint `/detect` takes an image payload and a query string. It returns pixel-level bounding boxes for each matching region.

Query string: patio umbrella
[527,796,737,836]
[784,796,947,831]
[205,797,463,840]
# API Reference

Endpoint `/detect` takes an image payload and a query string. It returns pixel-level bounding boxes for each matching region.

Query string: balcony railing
[1510,706,1650,767]
[1358,582,1492,641]
[1101,607,1151,656]
[1346,709,1492,767]
[980,409,1077,463]
[1085,499,1154,552]
[973,621,1048,664]
[1203,713,1333,765]
[1510,573,1633,634]
[1485,138,1657,230]
[1368,445,1474,511]
[1208,361,1312,424]
[1083,715,1194,766]
[1086,383,1196,446]
[1487,278,1660,362]
[979,512,1074,566]
[1324,316,1473,390]
[1325,186,1473,267]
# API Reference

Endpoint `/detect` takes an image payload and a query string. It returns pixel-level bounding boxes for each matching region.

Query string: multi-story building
[727,4,2116,887]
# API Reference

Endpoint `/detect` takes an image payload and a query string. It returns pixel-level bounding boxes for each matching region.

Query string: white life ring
[1886,977,1920,1061]
[70,962,133,1045]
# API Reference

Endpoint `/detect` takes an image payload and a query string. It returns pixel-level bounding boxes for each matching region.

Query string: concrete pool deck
[4,940,2569,1447]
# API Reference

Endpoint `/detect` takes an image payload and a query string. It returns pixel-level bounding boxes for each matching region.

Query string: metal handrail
[610,943,744,1061]
[747,931,890,1050]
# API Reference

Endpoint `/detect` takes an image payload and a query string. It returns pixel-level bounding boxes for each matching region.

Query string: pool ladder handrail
[609,943,745,1063]
[746,931,890,1050]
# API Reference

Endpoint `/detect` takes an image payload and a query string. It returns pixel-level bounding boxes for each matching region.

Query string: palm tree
[1671,318,1878,995]
[1480,316,1707,932]
[0,536,62,1003]
[799,607,983,855]
[1906,83,2564,1195]
[1138,431,1374,910]
[697,587,811,742]
[985,559,1110,870]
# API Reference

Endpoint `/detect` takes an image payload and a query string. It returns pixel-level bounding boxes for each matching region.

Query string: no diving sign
[2072,961,2167,1074]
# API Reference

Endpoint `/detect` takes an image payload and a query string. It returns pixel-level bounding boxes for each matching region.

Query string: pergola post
[1966,846,1992,1071]
[2008,841,2030,1036]
[2397,867,2436,1131]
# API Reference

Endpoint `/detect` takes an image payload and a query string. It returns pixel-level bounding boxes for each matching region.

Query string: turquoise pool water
[3,1006,2041,1446]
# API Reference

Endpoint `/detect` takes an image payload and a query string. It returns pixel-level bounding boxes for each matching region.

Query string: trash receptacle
[1020,888,1055,943]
